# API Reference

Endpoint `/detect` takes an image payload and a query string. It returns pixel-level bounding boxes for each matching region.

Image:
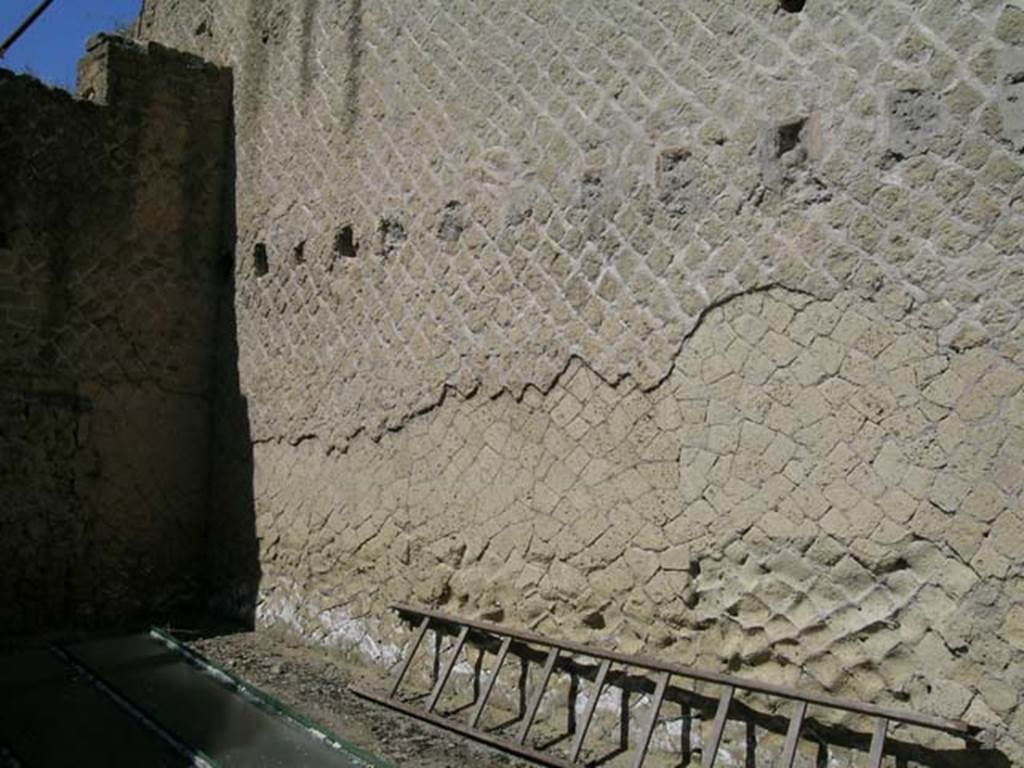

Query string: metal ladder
[349,604,975,768]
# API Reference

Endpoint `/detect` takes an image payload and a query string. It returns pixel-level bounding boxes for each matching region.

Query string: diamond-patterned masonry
[139,1,1024,761]
[252,288,1022,761]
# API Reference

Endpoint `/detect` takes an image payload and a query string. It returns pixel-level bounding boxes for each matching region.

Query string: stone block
[998,47,1024,152]
[887,89,944,158]
[655,148,701,216]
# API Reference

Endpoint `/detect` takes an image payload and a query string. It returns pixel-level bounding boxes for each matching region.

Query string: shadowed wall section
[0,36,232,632]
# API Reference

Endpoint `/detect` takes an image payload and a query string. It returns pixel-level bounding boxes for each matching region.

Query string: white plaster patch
[256,581,402,666]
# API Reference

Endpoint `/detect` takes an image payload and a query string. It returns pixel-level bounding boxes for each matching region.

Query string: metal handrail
[0,0,57,59]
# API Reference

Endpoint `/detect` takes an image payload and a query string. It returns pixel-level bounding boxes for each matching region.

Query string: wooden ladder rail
[426,625,469,713]
[868,718,889,768]
[632,671,670,768]
[568,658,610,763]
[388,615,430,697]
[351,604,976,768]
[517,648,560,744]
[780,700,809,767]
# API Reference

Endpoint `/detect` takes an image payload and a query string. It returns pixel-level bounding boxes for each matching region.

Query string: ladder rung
[781,700,808,767]
[389,615,430,697]
[426,625,469,713]
[388,604,971,737]
[351,685,576,768]
[701,685,735,768]
[569,658,611,763]
[469,635,512,728]
[517,647,559,744]
[632,671,670,768]
[868,717,888,768]
[356,606,974,768]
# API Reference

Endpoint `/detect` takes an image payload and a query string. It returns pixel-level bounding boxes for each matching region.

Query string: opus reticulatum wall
[139,1,1024,762]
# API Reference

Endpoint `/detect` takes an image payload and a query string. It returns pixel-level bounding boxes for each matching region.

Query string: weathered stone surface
[998,47,1024,151]
[243,289,1019,762]
[888,89,945,158]
[133,1,1024,763]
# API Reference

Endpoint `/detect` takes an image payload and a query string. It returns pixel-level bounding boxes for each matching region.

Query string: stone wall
[141,1,1024,763]
[0,37,232,632]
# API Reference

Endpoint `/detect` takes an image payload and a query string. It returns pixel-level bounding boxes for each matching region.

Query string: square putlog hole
[656,148,698,216]
[379,218,406,257]
[775,118,807,158]
[253,242,269,277]
[759,114,820,191]
[887,89,943,158]
[334,226,357,259]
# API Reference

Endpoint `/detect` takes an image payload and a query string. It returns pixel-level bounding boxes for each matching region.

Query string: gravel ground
[187,630,535,768]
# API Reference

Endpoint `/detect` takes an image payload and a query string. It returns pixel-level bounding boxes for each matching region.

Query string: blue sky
[1,0,142,90]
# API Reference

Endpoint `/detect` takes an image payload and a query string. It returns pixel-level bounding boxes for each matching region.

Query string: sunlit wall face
[129,1,1024,764]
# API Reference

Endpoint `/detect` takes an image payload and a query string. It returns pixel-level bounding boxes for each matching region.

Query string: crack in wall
[252,283,807,454]
[236,285,1023,762]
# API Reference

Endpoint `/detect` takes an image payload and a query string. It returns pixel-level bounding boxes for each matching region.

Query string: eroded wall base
[229,288,1022,762]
